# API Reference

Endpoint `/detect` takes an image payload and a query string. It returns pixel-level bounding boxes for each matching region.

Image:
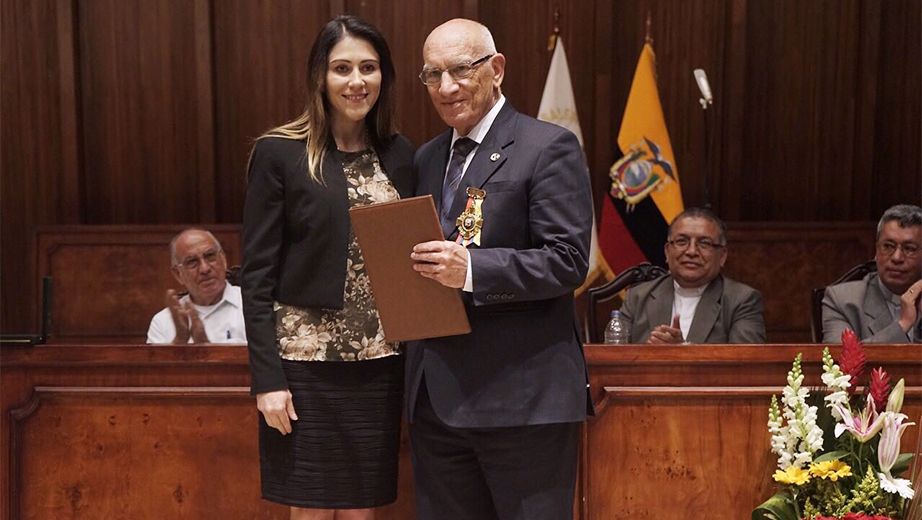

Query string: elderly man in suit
[620,208,766,344]
[822,204,922,343]
[407,19,593,520]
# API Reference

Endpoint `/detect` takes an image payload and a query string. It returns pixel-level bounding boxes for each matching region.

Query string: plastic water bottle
[604,310,630,344]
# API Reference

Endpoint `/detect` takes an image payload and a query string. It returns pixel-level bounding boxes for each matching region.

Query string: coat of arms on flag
[609,136,676,210]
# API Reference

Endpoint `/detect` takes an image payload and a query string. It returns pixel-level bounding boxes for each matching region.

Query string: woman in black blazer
[241,16,414,520]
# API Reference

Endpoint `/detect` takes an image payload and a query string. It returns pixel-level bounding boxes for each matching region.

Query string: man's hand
[411,240,468,288]
[167,290,210,344]
[898,279,922,333]
[184,300,210,343]
[166,289,191,344]
[648,314,684,344]
[257,389,298,435]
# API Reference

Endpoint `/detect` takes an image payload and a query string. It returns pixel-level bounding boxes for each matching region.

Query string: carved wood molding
[591,385,922,418]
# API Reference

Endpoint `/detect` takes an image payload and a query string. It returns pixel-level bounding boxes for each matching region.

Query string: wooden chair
[586,262,668,343]
[810,260,876,343]
[225,265,241,286]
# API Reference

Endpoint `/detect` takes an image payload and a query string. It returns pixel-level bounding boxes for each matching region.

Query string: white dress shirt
[445,95,507,292]
[670,281,707,341]
[147,282,247,344]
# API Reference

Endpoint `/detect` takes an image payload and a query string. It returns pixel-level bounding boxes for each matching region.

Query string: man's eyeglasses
[419,55,494,86]
[877,241,921,258]
[176,249,223,271]
[666,237,725,252]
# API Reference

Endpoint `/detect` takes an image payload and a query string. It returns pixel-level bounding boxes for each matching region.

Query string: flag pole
[695,68,715,209]
[548,7,561,51]
[701,100,713,209]
[645,10,653,45]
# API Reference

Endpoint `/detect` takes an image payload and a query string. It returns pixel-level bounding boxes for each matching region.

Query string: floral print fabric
[275,148,400,362]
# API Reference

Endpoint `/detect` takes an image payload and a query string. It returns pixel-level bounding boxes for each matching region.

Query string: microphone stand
[699,96,713,209]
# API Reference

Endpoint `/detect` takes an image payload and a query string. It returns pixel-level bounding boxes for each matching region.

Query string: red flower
[868,367,891,411]
[838,329,867,393]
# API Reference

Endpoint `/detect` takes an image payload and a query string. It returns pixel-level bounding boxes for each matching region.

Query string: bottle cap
[611,310,622,317]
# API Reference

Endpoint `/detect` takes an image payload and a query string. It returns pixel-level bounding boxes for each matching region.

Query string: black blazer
[242,134,415,394]
[407,102,594,428]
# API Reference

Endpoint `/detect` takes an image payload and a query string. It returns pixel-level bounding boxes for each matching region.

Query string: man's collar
[189,281,238,314]
[451,94,506,147]
[223,282,241,308]
[876,276,902,306]
[673,279,709,297]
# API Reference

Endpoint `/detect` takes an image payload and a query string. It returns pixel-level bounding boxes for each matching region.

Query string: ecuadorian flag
[598,43,684,276]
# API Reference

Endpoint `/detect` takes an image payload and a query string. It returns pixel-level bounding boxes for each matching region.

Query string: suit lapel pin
[490,152,501,162]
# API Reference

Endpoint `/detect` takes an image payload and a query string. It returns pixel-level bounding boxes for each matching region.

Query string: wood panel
[0,0,81,335]
[0,344,416,520]
[35,225,241,342]
[723,222,876,342]
[2,344,918,520]
[77,0,206,224]
[11,388,284,519]
[2,0,920,334]
[211,0,331,224]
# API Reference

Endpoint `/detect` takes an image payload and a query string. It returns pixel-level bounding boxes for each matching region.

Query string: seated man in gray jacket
[822,204,922,343]
[621,208,766,344]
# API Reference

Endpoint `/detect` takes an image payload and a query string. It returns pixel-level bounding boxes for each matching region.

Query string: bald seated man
[822,204,922,343]
[147,229,246,344]
[407,19,593,520]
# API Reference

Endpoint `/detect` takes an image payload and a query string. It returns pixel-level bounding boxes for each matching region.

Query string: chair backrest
[225,265,241,286]
[810,260,876,343]
[586,262,668,343]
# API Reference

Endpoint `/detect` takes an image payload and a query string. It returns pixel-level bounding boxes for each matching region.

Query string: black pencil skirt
[258,355,404,509]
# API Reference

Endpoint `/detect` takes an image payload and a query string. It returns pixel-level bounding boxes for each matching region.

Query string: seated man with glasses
[822,204,922,343]
[147,228,246,344]
[620,207,766,343]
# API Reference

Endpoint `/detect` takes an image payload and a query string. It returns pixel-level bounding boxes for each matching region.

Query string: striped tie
[441,137,477,221]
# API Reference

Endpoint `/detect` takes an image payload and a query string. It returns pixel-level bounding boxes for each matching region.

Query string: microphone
[693,69,713,109]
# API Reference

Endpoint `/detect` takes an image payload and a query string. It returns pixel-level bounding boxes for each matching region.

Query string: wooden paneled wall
[2,0,920,333]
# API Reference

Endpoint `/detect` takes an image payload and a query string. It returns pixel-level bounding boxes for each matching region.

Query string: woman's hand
[257,389,298,435]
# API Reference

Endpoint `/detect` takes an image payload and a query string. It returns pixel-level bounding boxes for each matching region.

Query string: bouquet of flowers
[753,330,920,520]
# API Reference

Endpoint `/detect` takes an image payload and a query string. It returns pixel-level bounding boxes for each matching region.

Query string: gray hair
[170,229,222,266]
[876,204,922,239]
[668,207,727,245]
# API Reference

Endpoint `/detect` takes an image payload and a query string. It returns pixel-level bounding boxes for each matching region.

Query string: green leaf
[891,452,914,476]
[752,493,798,520]
[814,450,850,463]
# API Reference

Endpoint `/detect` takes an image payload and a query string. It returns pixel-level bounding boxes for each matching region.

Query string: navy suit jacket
[406,102,594,428]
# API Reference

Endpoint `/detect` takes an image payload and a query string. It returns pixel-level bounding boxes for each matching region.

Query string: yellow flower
[773,466,811,486]
[809,460,852,481]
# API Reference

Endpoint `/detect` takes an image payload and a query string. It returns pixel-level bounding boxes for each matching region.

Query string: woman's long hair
[253,16,397,183]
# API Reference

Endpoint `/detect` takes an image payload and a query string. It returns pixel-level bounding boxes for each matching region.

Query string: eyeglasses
[419,55,494,86]
[176,249,223,271]
[666,237,725,252]
[877,241,921,258]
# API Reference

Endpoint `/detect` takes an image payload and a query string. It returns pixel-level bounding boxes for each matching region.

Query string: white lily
[831,398,887,443]
[877,412,915,499]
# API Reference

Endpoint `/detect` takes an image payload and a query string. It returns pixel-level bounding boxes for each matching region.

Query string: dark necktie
[441,137,477,221]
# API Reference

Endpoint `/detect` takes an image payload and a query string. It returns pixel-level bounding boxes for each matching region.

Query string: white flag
[537,41,584,147]
[537,40,610,295]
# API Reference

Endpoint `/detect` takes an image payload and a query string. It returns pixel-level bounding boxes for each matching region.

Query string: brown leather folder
[349,195,471,342]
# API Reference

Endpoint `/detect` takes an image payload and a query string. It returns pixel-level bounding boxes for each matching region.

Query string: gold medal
[455,187,486,246]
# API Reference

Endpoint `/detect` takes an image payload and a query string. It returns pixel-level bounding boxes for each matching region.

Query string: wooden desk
[2,343,919,520]
[582,344,921,519]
